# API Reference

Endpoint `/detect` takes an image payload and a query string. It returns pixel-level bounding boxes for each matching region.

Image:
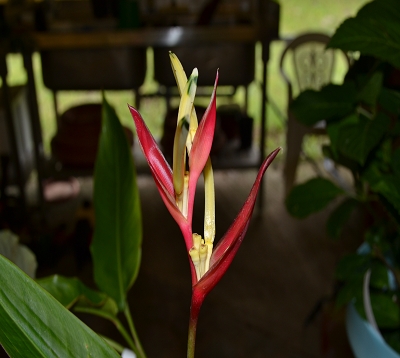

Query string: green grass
[4,0,369,157]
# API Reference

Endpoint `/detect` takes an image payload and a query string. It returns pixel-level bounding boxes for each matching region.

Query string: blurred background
[3,0,367,156]
[0,0,373,357]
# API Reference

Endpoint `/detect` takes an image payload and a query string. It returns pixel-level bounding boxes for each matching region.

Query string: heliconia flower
[129,56,218,285]
[129,52,280,357]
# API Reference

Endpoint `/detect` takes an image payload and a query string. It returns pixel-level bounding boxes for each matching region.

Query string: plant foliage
[0,96,145,357]
[0,255,119,357]
[286,0,400,352]
[92,96,142,312]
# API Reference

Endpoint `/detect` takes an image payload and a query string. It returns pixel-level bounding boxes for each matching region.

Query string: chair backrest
[279,32,349,100]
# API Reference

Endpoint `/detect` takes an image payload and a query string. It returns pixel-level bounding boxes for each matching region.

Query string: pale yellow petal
[203,158,215,244]
[169,52,199,152]
[173,69,198,200]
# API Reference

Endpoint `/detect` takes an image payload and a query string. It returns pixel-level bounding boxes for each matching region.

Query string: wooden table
[32,26,261,49]
[29,25,274,166]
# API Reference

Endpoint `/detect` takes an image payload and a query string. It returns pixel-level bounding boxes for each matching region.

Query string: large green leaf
[328,0,400,69]
[338,112,391,165]
[0,255,120,357]
[290,82,356,126]
[285,178,344,218]
[38,275,118,316]
[92,97,142,311]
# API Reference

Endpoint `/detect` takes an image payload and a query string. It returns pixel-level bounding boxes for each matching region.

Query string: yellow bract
[172,68,197,209]
[169,52,216,281]
[169,52,199,152]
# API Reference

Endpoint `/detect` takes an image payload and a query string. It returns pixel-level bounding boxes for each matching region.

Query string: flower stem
[98,334,125,353]
[187,290,204,358]
[73,306,138,356]
[124,304,147,358]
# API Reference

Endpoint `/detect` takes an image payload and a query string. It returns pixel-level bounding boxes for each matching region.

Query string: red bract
[187,148,280,358]
[128,105,190,241]
[194,147,280,295]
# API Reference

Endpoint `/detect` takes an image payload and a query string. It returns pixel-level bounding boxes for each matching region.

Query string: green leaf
[326,198,359,239]
[356,71,383,106]
[370,292,400,328]
[328,0,400,69]
[365,227,392,255]
[370,174,400,216]
[369,261,390,290]
[336,280,363,308]
[322,145,359,173]
[285,178,344,218]
[383,331,400,354]
[37,275,118,316]
[290,82,356,126]
[92,96,142,311]
[362,160,385,186]
[0,255,120,357]
[338,112,391,165]
[378,88,400,115]
[335,253,371,281]
[326,114,358,158]
[351,291,400,329]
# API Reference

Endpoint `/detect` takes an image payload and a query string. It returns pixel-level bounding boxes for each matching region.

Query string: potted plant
[285,0,400,356]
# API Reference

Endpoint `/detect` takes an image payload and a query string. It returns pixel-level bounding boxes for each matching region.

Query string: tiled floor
[123,164,358,357]
[1,162,360,357]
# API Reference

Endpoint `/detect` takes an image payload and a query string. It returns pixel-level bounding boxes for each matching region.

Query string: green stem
[73,306,138,356]
[124,304,147,358]
[98,335,125,353]
[187,314,199,358]
[187,290,204,358]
